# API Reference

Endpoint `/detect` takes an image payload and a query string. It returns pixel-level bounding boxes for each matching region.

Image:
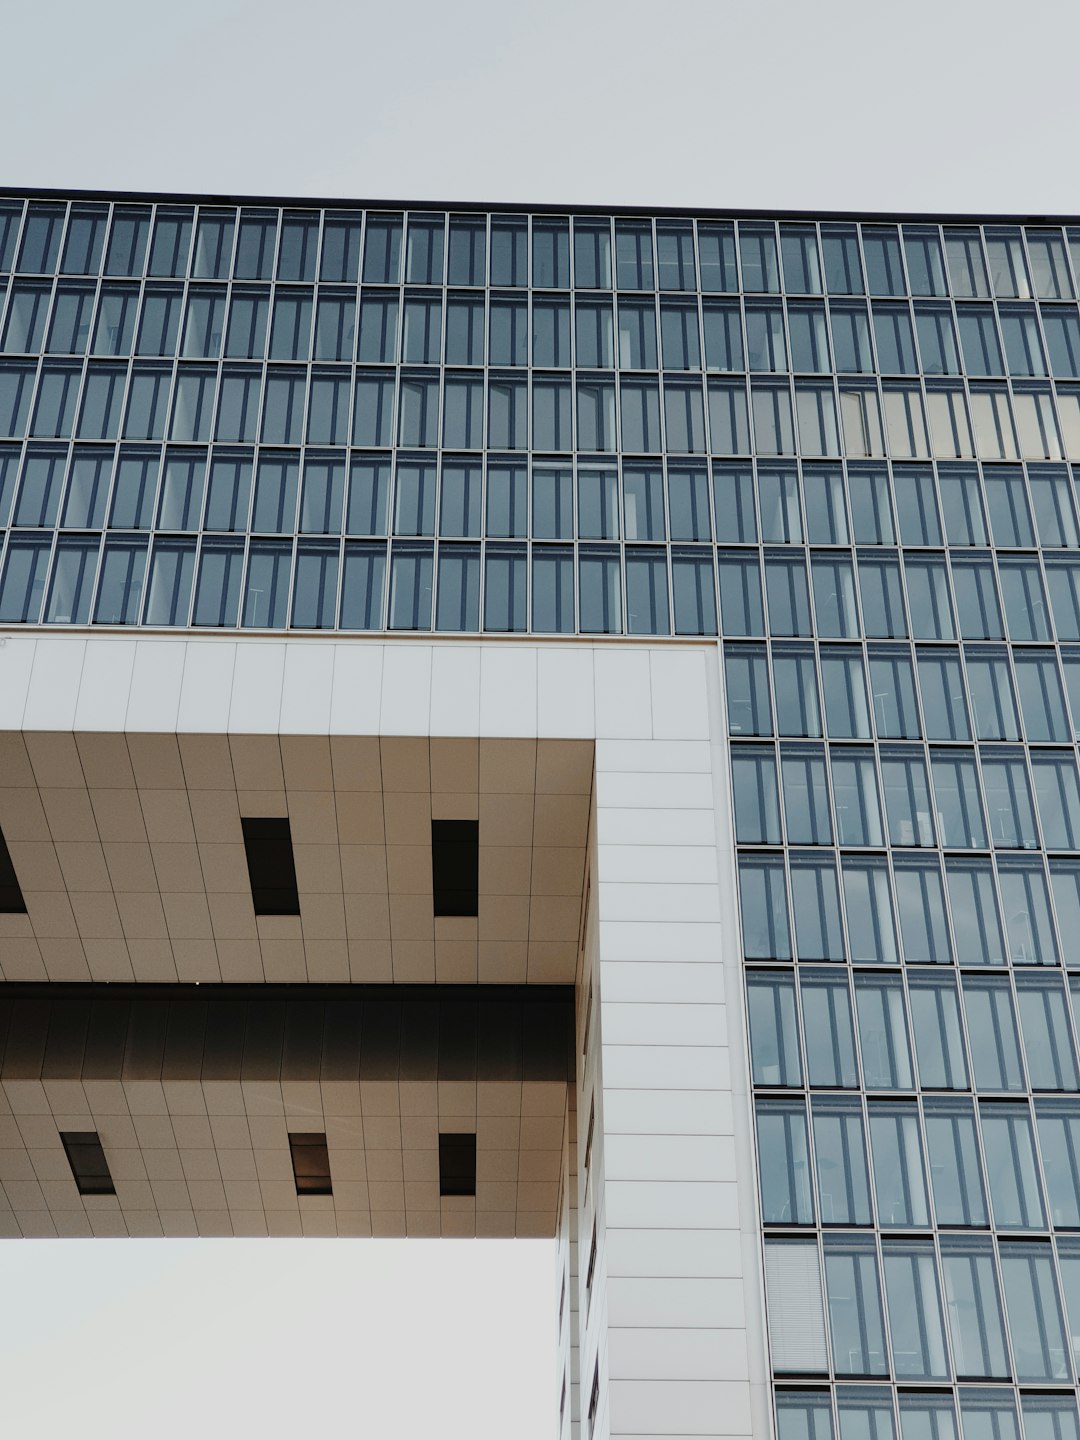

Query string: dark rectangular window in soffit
[431,819,479,917]
[241,817,301,916]
[439,1132,476,1197]
[0,827,26,913]
[289,1132,332,1195]
[60,1131,115,1196]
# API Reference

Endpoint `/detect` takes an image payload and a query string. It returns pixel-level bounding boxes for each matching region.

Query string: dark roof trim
[1,183,1078,227]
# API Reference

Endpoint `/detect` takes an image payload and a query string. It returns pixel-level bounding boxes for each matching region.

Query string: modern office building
[2,192,1080,1440]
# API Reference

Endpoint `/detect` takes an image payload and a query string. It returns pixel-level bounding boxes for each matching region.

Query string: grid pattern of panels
[731,465,1080,1433]
[4,198,1080,640]
[0,730,589,986]
[0,989,570,1239]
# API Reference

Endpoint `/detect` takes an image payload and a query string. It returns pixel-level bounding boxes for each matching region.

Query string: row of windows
[760,1094,1080,1235]
[739,848,1080,968]
[734,743,1080,852]
[7,276,1080,384]
[7,359,1080,465]
[3,200,1078,304]
[6,450,1080,553]
[727,643,1080,744]
[776,1385,1080,1440]
[10,536,1080,645]
[766,1231,1080,1382]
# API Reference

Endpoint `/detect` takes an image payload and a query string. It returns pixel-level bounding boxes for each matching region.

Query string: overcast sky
[3,2,1080,1436]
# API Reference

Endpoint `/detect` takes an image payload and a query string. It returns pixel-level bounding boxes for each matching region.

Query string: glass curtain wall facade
[4,192,1080,1440]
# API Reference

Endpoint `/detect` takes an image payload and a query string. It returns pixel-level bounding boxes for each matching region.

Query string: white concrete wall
[0,630,770,1440]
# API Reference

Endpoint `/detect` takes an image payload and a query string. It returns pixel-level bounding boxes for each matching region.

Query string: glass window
[387,542,433,630]
[740,859,792,963]
[791,855,845,960]
[362,214,402,284]
[233,210,277,281]
[529,546,572,633]
[870,1102,929,1227]
[831,749,883,846]
[965,648,1019,739]
[732,746,781,844]
[434,544,479,632]
[746,304,787,372]
[438,461,482,539]
[404,214,443,285]
[1000,1242,1070,1378]
[483,545,527,633]
[822,225,864,295]
[204,452,252,532]
[260,369,305,445]
[488,217,526,287]
[618,297,658,369]
[773,646,822,737]
[862,227,904,295]
[832,303,874,373]
[103,206,150,277]
[576,379,615,452]
[821,649,872,739]
[925,1100,987,1226]
[801,972,858,1086]
[14,448,65,527]
[698,223,738,292]
[777,1392,835,1440]
[726,644,771,737]
[981,1104,1046,1229]
[1032,752,1080,849]
[484,463,526,539]
[1036,1101,1080,1224]
[713,462,755,541]
[781,226,823,295]
[40,537,96,625]
[191,210,235,279]
[659,300,700,369]
[708,379,751,454]
[939,1238,1009,1379]
[299,455,345,535]
[766,553,812,635]
[312,291,355,362]
[251,454,299,533]
[222,288,269,361]
[882,749,935,847]
[156,450,205,531]
[963,978,1024,1091]
[624,550,668,636]
[672,549,717,636]
[986,229,1031,298]
[1030,466,1079,545]
[931,750,987,849]
[59,205,106,276]
[1047,559,1080,639]
[757,1099,813,1224]
[1018,978,1078,1089]
[855,975,913,1087]
[319,213,361,284]
[1021,1397,1080,1440]
[93,537,147,624]
[849,469,894,542]
[917,306,961,376]
[1043,309,1080,378]
[945,860,1006,967]
[613,221,653,292]
[718,552,764,635]
[339,543,385,630]
[0,361,33,438]
[60,448,110,529]
[982,750,1038,849]
[143,539,195,625]
[533,466,573,539]
[873,303,918,374]
[578,546,621,634]
[882,1241,950,1378]
[622,465,664,542]
[701,300,742,372]
[997,557,1050,641]
[918,650,970,740]
[804,466,849,543]
[191,539,243,627]
[665,379,707,453]
[869,649,920,738]
[241,540,291,628]
[739,224,779,293]
[446,216,485,287]
[1000,305,1047,376]
[823,1236,888,1374]
[571,220,613,290]
[909,974,968,1086]
[814,1098,871,1225]
[655,221,695,291]
[844,860,899,966]
[999,859,1060,964]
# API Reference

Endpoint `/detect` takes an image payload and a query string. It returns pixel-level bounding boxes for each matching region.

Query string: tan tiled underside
[0,1071,569,1239]
[0,733,593,985]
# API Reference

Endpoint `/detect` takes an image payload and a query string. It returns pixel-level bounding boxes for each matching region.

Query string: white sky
[4,1,1080,1436]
